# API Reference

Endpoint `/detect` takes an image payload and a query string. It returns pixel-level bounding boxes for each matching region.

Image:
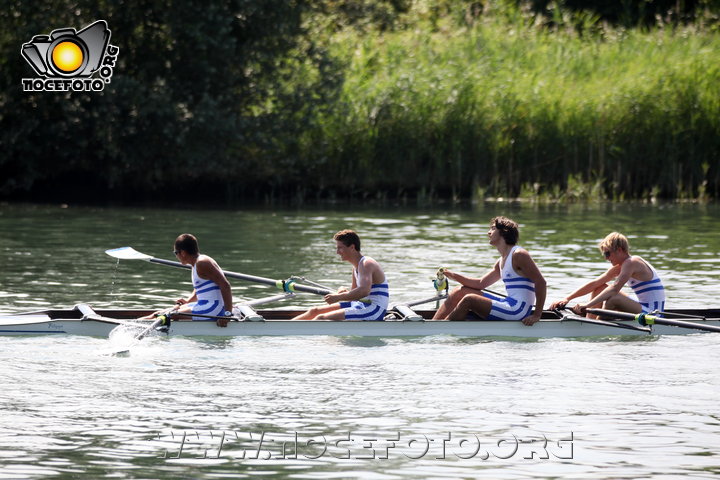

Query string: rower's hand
[216,311,232,328]
[571,303,588,316]
[549,299,568,310]
[175,298,188,306]
[523,312,542,326]
[324,293,342,305]
[442,269,458,281]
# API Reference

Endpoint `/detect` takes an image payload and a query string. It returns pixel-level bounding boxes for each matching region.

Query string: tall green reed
[299,7,720,201]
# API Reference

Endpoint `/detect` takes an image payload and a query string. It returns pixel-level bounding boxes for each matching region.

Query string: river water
[0,202,719,479]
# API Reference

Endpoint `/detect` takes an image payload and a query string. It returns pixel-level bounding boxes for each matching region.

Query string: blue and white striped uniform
[339,256,389,321]
[186,261,225,320]
[483,245,535,321]
[628,257,666,313]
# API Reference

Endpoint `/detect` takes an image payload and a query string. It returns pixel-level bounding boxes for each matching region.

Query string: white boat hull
[1,308,719,338]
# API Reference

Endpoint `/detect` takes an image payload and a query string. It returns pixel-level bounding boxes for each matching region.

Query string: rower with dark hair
[144,233,234,327]
[293,229,389,321]
[432,216,546,325]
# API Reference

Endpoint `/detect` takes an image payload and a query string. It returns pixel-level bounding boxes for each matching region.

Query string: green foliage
[1,0,719,203]
[305,6,720,201]
[0,0,340,200]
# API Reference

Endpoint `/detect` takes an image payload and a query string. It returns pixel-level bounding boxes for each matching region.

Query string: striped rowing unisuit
[188,262,225,319]
[627,256,666,313]
[485,245,536,321]
[340,256,389,321]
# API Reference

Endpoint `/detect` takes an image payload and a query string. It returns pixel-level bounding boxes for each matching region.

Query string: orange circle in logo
[52,41,84,73]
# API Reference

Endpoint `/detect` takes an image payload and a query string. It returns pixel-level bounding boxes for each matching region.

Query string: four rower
[144,233,234,327]
[156,228,665,325]
[431,216,546,326]
[549,232,666,316]
[292,230,389,321]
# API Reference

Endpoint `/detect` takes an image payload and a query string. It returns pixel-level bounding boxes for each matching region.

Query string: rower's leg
[138,305,179,320]
[447,294,492,320]
[292,304,341,320]
[433,286,483,319]
[315,308,346,321]
[587,285,608,319]
[604,292,643,314]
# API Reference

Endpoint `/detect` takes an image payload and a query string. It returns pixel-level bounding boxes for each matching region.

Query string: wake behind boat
[1,304,719,339]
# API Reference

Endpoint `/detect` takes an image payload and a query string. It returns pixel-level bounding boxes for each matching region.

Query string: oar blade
[105,247,153,261]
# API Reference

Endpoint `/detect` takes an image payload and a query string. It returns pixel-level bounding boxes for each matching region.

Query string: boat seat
[73,303,98,319]
[392,304,424,321]
[234,304,264,322]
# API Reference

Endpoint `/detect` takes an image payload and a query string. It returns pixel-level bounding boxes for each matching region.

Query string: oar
[587,308,720,334]
[134,315,169,340]
[108,315,170,356]
[558,309,651,333]
[170,311,239,321]
[106,247,332,296]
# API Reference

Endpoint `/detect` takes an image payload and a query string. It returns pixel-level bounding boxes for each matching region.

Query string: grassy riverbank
[298,9,720,202]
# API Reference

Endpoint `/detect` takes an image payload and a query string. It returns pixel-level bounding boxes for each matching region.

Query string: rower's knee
[603,296,624,311]
[456,295,473,309]
[447,286,474,305]
[306,306,325,317]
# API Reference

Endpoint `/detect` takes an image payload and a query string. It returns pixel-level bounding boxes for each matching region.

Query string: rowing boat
[1,304,719,338]
[3,247,718,339]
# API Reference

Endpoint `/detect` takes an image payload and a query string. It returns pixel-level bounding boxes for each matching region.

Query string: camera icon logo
[21,20,119,92]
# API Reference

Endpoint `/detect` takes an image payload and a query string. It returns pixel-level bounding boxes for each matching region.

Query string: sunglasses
[173,250,180,256]
[603,250,611,258]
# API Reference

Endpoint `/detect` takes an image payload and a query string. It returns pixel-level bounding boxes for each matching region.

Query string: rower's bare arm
[445,261,500,290]
[610,260,635,291]
[551,264,621,309]
[348,259,375,300]
[177,290,197,305]
[325,260,375,304]
[513,250,546,325]
[578,265,632,311]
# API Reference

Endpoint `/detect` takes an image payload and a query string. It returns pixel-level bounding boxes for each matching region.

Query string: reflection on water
[1,202,720,479]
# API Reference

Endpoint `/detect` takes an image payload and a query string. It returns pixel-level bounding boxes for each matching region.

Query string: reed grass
[299,7,720,201]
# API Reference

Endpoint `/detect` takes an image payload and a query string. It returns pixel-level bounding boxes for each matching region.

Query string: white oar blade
[105,247,153,261]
